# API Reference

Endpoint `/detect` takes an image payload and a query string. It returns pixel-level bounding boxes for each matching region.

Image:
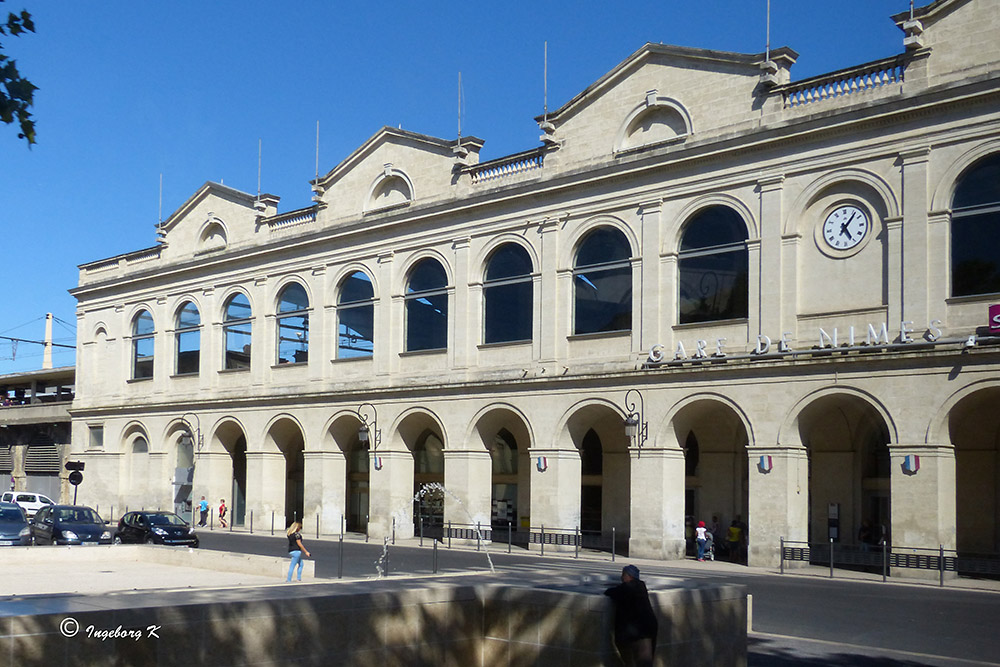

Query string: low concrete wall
[0,544,314,580]
[1,575,744,666]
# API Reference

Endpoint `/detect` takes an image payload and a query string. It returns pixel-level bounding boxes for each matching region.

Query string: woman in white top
[695,520,709,561]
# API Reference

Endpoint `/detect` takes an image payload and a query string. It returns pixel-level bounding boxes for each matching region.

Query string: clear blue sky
[0,1,911,373]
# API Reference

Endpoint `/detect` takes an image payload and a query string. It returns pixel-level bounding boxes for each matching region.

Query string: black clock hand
[839,211,857,239]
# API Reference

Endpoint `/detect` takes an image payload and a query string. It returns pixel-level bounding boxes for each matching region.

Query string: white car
[0,491,55,518]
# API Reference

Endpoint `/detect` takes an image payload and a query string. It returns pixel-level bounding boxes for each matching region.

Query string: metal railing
[779,538,1000,586]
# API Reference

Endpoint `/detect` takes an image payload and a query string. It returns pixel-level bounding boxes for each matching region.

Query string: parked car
[0,491,54,518]
[114,510,199,547]
[31,505,112,545]
[0,502,31,546]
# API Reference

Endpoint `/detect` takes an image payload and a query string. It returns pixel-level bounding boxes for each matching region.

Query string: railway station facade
[70,0,1000,566]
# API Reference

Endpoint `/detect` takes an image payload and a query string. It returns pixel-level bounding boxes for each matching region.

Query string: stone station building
[69,0,1000,566]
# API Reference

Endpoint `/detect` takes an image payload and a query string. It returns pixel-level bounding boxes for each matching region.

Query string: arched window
[951,154,1000,297]
[484,244,533,344]
[132,437,148,454]
[175,302,200,375]
[678,206,748,324]
[131,310,155,380]
[337,271,375,358]
[276,283,309,364]
[405,259,448,352]
[573,228,632,335]
[223,293,252,370]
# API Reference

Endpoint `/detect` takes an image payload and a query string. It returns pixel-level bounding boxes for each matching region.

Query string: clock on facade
[822,204,870,251]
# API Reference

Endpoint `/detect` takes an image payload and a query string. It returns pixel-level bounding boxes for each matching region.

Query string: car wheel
[112,536,123,545]
[144,536,156,545]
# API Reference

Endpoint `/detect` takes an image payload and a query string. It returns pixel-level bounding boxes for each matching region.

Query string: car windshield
[55,508,102,523]
[147,513,186,526]
[0,508,25,522]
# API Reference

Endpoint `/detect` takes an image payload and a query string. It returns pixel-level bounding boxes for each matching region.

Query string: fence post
[111,505,114,523]
[829,538,834,579]
[250,510,254,534]
[271,511,274,536]
[392,516,396,546]
[779,537,784,575]
[385,542,390,578]
[575,526,579,559]
[476,522,481,552]
[433,539,439,574]
[882,539,887,582]
[541,525,545,557]
[365,515,369,543]
[939,544,945,587]
[612,526,616,563]
[508,521,512,555]
[419,515,424,547]
[316,513,319,539]
[448,521,452,549]
[338,532,344,579]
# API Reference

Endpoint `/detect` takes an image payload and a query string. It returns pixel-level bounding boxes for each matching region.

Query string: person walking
[604,564,658,667]
[218,499,227,529]
[286,521,310,582]
[198,496,208,527]
[695,520,709,561]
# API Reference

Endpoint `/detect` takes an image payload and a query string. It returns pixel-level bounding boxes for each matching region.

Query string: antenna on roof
[544,41,549,124]
[314,121,320,182]
[910,0,914,20]
[457,71,463,142]
[254,139,266,214]
[155,173,167,243]
[312,121,324,203]
[765,0,771,62]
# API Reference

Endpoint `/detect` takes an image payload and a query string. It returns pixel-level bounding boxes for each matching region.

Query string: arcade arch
[564,403,630,538]
[264,417,306,527]
[948,385,1000,553]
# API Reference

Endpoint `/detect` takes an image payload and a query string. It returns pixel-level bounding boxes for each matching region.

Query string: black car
[31,505,112,545]
[114,510,199,547]
[0,502,31,546]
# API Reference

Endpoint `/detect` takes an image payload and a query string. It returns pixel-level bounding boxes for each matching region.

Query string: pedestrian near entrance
[605,564,658,667]
[695,521,709,561]
[218,499,227,529]
[198,496,208,527]
[726,520,742,563]
[286,521,310,582]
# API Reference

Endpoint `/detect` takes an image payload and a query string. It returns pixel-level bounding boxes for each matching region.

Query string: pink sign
[991,304,1000,332]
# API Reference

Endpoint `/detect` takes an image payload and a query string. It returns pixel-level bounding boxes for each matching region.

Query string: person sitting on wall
[605,564,658,667]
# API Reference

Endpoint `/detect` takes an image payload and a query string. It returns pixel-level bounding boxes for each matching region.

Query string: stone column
[628,447,686,560]
[900,147,932,328]
[451,237,471,369]
[890,443,956,576]
[538,218,560,363]
[192,450,234,520]
[303,450,346,535]
[376,252,395,377]
[367,449,415,540]
[442,450,492,529]
[245,451,286,525]
[746,446,809,568]
[638,200,662,352]
[527,448,580,535]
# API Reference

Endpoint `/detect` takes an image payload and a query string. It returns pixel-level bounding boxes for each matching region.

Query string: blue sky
[0,1,912,373]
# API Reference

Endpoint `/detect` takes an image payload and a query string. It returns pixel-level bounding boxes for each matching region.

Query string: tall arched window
[573,228,632,335]
[951,153,1000,297]
[678,206,748,324]
[405,259,448,352]
[337,271,375,358]
[484,244,533,344]
[223,293,252,370]
[276,283,309,364]
[175,302,200,375]
[131,310,155,380]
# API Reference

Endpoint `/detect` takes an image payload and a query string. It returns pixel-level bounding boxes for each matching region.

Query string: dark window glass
[573,228,632,335]
[685,431,700,477]
[484,244,533,344]
[581,428,603,476]
[223,293,252,370]
[338,272,374,358]
[405,259,448,351]
[678,206,748,324]
[132,310,154,379]
[175,302,200,375]
[951,155,1000,297]
[276,283,309,364]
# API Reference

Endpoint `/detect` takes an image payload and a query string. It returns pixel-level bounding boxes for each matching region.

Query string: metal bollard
[392,517,396,546]
[385,543,390,577]
[829,538,834,578]
[250,510,254,534]
[338,533,344,579]
[508,521,512,554]
[612,526,616,562]
[476,522,481,552]
[882,540,887,582]
[420,515,424,547]
[433,539,439,574]
[271,511,274,536]
[316,513,320,539]
[779,537,784,575]
[365,514,369,543]
[939,544,945,587]
[541,525,545,557]
[448,521,452,549]
[210,510,213,530]
[575,526,579,559]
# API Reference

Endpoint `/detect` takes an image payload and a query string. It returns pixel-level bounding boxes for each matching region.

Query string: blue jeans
[696,538,707,560]
[287,550,303,581]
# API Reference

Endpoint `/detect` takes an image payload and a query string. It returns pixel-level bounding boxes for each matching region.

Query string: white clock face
[822,205,869,251]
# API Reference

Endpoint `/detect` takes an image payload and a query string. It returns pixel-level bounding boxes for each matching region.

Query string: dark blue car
[31,505,112,545]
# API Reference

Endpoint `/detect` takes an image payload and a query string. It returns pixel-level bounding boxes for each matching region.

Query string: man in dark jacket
[604,564,658,666]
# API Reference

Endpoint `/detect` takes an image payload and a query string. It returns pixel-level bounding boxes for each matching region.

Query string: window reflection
[223,293,252,370]
[951,154,1000,297]
[338,271,374,358]
[132,310,154,379]
[405,259,448,351]
[175,301,200,375]
[678,206,748,324]
[573,228,632,335]
[276,283,309,364]
[484,244,533,344]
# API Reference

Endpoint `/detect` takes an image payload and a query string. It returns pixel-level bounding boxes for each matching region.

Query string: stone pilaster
[245,451,286,524]
[628,447,686,560]
[367,448,415,539]
[527,448,580,532]
[442,450,492,528]
[890,443,956,552]
[303,450,346,535]
[746,446,808,567]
